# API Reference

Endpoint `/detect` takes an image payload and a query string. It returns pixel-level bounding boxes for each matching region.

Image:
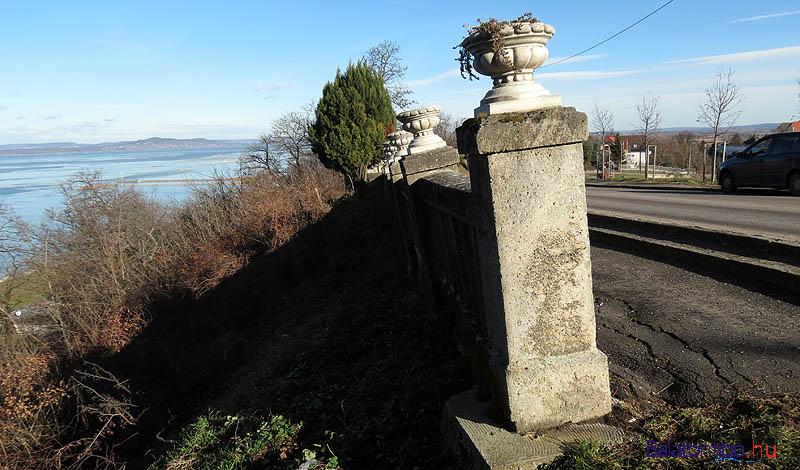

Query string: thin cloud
[404,69,460,88]
[263,94,278,100]
[0,105,6,111]
[272,83,292,90]
[729,10,800,23]
[43,114,62,120]
[543,53,607,66]
[104,116,116,122]
[54,121,100,134]
[537,69,642,80]
[666,45,800,65]
[17,115,24,120]
[253,85,264,92]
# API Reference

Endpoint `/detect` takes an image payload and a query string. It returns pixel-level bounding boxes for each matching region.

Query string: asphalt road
[585,186,800,243]
[592,245,800,406]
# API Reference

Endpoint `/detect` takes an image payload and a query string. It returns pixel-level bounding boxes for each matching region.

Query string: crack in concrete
[600,296,755,403]
[600,319,692,396]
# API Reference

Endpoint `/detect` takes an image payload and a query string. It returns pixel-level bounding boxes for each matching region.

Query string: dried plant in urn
[456,13,562,116]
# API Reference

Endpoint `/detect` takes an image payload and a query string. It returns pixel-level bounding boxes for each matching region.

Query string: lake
[0,146,246,226]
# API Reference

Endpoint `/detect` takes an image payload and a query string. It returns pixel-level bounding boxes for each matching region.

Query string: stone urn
[381,141,396,174]
[460,21,562,116]
[387,130,413,159]
[396,106,446,155]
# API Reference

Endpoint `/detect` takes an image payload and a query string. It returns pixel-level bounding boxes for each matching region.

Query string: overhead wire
[540,0,676,69]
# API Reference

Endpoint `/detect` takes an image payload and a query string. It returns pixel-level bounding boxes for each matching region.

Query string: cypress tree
[309,61,395,181]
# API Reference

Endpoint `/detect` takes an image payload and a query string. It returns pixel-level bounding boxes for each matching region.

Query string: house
[775,121,800,132]
[618,135,653,168]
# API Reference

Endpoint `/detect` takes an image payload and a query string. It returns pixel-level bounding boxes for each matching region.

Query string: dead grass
[0,162,347,469]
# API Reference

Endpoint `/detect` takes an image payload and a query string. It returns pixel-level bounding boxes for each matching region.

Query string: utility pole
[688,146,692,177]
[647,144,658,179]
[654,145,658,177]
[702,142,709,183]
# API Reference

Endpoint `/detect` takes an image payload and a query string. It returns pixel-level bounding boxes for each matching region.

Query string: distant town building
[775,121,800,132]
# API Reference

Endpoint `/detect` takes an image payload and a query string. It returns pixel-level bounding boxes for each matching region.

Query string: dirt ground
[592,243,800,406]
[100,192,800,469]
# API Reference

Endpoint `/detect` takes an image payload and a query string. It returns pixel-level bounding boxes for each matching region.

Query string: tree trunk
[711,130,719,184]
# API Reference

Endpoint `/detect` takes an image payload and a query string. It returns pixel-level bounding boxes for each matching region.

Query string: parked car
[717,131,800,195]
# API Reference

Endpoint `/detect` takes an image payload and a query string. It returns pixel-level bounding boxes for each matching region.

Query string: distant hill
[0,137,256,156]
[614,123,783,136]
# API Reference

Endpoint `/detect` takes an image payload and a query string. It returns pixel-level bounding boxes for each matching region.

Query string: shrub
[0,162,346,469]
[309,61,395,182]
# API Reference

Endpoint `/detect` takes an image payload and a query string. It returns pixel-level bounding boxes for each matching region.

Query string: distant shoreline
[0,137,254,157]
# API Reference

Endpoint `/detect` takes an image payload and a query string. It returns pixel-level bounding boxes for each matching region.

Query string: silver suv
[718,131,800,195]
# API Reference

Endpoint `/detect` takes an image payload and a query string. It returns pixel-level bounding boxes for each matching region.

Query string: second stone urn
[396,106,447,155]
[386,130,413,159]
[460,20,562,116]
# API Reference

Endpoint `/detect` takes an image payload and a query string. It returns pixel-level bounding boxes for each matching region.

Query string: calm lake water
[0,146,245,226]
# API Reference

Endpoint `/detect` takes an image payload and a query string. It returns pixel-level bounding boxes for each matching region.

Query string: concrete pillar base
[442,390,623,470]
[505,348,612,433]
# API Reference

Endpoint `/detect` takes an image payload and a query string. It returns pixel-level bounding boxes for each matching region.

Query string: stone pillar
[397,106,459,184]
[392,106,461,309]
[457,107,611,433]
[386,130,412,183]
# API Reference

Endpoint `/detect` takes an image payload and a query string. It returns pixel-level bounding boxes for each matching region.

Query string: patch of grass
[543,394,800,469]
[150,411,339,470]
[4,271,48,311]
[542,440,644,470]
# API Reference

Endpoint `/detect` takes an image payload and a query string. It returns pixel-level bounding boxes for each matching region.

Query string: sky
[1,0,799,144]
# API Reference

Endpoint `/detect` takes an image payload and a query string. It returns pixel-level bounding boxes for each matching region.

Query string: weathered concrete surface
[457,107,588,156]
[463,106,611,433]
[400,145,460,184]
[442,390,624,470]
[591,245,800,406]
[388,161,404,184]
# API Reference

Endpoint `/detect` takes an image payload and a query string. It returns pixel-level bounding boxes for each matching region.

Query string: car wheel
[721,172,737,194]
[790,172,800,196]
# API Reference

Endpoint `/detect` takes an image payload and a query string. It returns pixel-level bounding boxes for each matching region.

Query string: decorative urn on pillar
[396,106,447,155]
[457,14,562,116]
[386,130,413,159]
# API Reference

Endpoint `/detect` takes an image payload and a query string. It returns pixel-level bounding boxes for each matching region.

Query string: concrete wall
[386,107,611,434]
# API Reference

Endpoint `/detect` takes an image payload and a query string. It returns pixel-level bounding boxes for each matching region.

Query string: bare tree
[433,112,464,148]
[590,104,615,173]
[0,202,31,331]
[675,131,696,171]
[796,72,800,119]
[636,93,662,179]
[241,103,317,174]
[697,66,744,183]
[269,102,315,167]
[362,40,415,110]
[239,133,277,174]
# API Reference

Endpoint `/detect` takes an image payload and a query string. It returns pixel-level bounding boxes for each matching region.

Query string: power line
[540,0,676,69]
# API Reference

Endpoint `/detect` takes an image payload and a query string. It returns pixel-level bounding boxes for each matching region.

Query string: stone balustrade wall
[384,106,611,434]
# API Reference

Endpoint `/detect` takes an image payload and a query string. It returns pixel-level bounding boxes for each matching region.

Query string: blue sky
[1,0,799,144]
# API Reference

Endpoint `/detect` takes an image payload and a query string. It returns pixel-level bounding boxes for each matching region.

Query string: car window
[771,136,796,154]
[748,138,772,155]
[791,136,800,153]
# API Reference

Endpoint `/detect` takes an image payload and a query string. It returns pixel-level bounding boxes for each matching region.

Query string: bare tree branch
[269,103,315,167]
[239,133,277,174]
[698,66,744,183]
[636,93,662,179]
[796,71,800,119]
[590,104,615,171]
[433,112,464,148]
[362,40,415,110]
[0,202,32,326]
